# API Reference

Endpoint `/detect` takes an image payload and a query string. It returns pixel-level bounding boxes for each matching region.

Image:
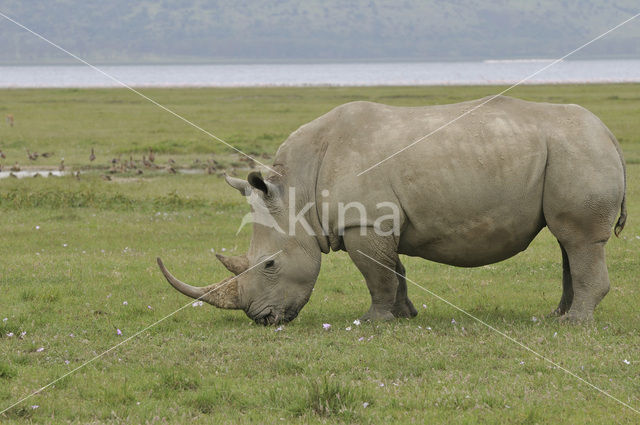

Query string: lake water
[0,59,639,88]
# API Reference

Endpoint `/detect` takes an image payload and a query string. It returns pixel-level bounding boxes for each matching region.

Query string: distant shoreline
[1,56,640,67]
[0,59,639,88]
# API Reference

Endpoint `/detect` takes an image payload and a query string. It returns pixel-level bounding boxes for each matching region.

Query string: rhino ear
[248,171,278,197]
[225,174,251,195]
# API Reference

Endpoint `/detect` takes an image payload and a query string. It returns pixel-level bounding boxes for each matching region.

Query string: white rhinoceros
[158,96,627,324]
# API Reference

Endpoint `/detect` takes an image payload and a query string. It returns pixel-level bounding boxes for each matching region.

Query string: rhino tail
[614,195,627,237]
[611,129,627,238]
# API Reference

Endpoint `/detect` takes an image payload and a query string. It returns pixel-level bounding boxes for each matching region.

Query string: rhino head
[157,171,322,325]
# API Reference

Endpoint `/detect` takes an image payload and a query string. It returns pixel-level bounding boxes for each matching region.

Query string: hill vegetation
[0,0,638,64]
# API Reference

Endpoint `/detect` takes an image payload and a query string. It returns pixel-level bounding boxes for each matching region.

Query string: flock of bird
[0,146,265,178]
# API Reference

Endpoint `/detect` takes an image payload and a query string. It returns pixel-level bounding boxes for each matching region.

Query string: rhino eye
[265,260,275,269]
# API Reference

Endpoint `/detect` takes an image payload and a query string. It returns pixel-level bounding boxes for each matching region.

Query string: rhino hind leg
[550,242,574,317]
[559,242,610,322]
[392,260,418,318]
[545,201,615,321]
[344,229,411,321]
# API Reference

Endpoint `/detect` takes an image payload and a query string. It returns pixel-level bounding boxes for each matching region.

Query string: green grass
[0,85,639,424]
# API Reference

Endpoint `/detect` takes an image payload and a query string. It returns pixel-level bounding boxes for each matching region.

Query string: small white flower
[31,405,39,410]
[35,225,40,230]
[531,316,538,322]
[275,326,284,332]
[623,359,631,365]
[192,301,204,307]
[64,360,70,365]
[426,326,432,330]
[2,317,7,322]
[63,243,68,247]
[147,305,152,310]
[553,332,558,338]
[519,361,525,365]
[36,347,44,352]
[6,332,14,337]
[69,333,74,338]
[451,318,456,324]
[422,304,427,309]
[116,328,122,336]
[322,323,331,330]
[358,337,364,341]
[379,383,385,387]
[353,319,361,326]
[221,247,226,252]
[20,331,26,338]
[345,326,352,331]
[362,402,369,408]
[122,301,128,306]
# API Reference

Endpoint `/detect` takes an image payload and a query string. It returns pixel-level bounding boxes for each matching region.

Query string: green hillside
[0,0,638,64]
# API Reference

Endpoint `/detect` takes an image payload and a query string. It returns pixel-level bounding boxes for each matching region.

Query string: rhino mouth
[252,307,299,326]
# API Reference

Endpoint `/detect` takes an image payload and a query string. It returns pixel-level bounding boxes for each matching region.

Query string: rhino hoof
[558,311,594,324]
[361,308,395,322]
[392,301,418,319]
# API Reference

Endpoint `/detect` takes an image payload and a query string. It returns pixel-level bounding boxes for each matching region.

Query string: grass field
[0,84,639,424]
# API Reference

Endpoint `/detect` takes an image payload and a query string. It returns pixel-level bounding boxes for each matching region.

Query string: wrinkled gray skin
[158,96,627,324]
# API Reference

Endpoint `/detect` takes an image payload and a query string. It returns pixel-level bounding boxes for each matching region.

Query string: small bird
[6,114,14,127]
[27,150,39,161]
[142,156,152,168]
[168,166,177,174]
[136,169,143,175]
[9,172,17,178]
[101,175,112,181]
[148,148,155,163]
[168,158,175,165]
[10,162,20,172]
[41,152,54,158]
[59,160,65,172]
[0,150,5,159]
[74,171,81,180]
[89,148,96,162]
[206,159,216,175]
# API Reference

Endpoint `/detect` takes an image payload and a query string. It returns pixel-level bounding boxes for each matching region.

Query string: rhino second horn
[156,258,242,310]
[215,254,249,275]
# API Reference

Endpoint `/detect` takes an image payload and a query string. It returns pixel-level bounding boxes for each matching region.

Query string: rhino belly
[397,191,546,267]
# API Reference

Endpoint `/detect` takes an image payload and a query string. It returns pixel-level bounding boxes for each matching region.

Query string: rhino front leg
[392,260,418,318]
[344,229,415,321]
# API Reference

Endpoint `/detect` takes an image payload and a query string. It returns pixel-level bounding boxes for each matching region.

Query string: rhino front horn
[156,258,242,310]
[215,253,249,275]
